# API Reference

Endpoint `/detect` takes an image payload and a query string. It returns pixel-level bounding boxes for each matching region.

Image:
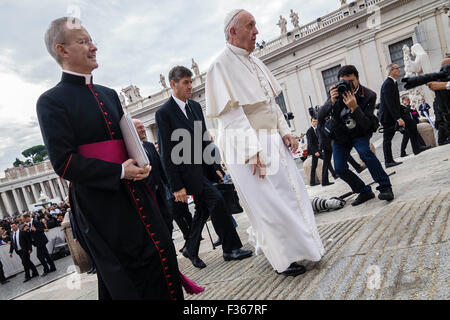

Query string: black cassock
[36,72,183,300]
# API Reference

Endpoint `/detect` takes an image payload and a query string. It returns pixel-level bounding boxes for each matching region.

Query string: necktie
[14,232,18,249]
[185,103,195,121]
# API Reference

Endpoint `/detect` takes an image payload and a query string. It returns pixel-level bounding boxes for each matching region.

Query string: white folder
[119,114,150,167]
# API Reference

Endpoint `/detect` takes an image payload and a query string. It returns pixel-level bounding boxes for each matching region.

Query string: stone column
[39,182,46,195]
[48,179,57,199]
[1,192,13,217]
[31,184,40,202]
[0,198,6,219]
[57,179,66,199]
[21,186,32,209]
[145,125,155,143]
[12,189,24,212]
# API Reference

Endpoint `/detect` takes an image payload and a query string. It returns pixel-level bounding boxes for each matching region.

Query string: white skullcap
[224,9,245,33]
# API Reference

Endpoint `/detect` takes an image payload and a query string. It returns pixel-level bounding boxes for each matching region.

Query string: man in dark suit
[156,66,252,269]
[23,213,56,276]
[379,64,405,168]
[380,64,430,167]
[400,96,428,157]
[306,118,323,186]
[9,223,39,282]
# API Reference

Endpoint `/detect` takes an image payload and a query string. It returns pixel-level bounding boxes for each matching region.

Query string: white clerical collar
[62,69,93,85]
[172,94,189,116]
[388,76,397,83]
[226,42,251,57]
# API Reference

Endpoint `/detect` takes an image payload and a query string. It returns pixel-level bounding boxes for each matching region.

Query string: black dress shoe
[49,267,57,273]
[351,190,375,206]
[276,263,307,277]
[87,267,94,274]
[91,268,97,274]
[178,243,186,253]
[310,182,319,186]
[378,188,394,201]
[23,278,31,283]
[356,165,367,173]
[385,161,402,168]
[322,182,334,186]
[223,249,253,261]
[414,145,432,155]
[213,238,222,247]
[182,247,206,269]
[41,272,49,277]
[1,280,10,285]
[31,273,39,278]
[400,153,408,157]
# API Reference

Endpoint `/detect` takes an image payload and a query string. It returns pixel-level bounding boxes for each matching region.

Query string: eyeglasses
[60,38,97,47]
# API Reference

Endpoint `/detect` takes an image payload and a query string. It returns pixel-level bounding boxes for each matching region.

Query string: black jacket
[156,97,220,195]
[9,230,33,255]
[318,85,377,144]
[142,141,168,191]
[29,219,48,247]
[306,126,320,156]
[380,78,402,126]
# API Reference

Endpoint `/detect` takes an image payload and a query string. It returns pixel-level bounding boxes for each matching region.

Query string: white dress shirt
[13,230,21,251]
[172,94,190,118]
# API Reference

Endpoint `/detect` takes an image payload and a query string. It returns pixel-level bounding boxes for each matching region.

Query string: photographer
[318,65,393,206]
[426,58,450,145]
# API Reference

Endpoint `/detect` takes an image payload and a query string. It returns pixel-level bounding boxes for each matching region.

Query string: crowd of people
[0,202,68,284]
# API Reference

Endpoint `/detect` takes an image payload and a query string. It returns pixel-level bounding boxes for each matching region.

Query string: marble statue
[192,58,200,77]
[160,74,168,89]
[290,9,299,28]
[277,15,288,34]
[403,43,435,107]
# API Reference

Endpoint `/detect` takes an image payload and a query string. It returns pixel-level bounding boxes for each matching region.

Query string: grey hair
[44,17,81,66]
[225,13,241,42]
[386,63,397,72]
[168,66,193,83]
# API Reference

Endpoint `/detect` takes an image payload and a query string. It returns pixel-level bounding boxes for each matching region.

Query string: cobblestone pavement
[13,138,449,300]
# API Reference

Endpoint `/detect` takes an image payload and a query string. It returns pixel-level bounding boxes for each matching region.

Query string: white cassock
[205,43,325,272]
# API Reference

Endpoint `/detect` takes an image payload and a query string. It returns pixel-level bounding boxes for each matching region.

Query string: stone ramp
[183,191,449,300]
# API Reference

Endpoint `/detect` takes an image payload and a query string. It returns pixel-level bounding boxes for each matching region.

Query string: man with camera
[424,58,450,145]
[318,65,393,206]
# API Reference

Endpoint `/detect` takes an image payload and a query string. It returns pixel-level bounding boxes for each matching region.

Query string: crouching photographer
[318,65,393,206]
[404,58,450,145]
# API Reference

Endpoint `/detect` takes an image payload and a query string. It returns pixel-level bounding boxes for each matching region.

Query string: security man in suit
[306,118,322,186]
[9,223,39,282]
[156,65,252,269]
[23,213,56,276]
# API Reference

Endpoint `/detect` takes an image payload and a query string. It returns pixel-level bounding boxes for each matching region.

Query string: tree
[21,145,48,165]
[13,158,24,167]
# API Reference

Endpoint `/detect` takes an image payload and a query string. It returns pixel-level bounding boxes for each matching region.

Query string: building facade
[0,161,69,219]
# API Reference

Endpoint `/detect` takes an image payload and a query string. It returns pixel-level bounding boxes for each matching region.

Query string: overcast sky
[0,0,339,176]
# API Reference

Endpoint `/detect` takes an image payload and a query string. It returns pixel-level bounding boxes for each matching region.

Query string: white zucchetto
[224,9,245,33]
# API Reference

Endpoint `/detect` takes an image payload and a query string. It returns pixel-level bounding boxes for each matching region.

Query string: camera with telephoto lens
[402,64,450,90]
[395,121,406,134]
[335,80,353,99]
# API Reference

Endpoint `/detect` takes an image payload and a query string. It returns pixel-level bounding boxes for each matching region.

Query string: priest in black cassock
[36,17,184,300]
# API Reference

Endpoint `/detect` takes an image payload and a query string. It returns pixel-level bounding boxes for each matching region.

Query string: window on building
[388,37,413,91]
[275,92,293,127]
[322,65,341,98]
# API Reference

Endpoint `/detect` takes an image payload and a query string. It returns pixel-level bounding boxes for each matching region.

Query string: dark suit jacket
[156,97,219,195]
[9,230,33,255]
[306,126,320,156]
[142,141,168,191]
[380,77,402,126]
[29,219,48,247]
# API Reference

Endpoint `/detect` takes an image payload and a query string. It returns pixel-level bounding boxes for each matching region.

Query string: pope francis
[205,9,325,276]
